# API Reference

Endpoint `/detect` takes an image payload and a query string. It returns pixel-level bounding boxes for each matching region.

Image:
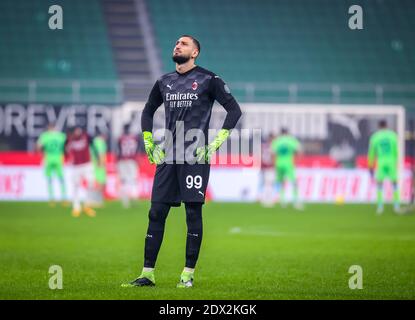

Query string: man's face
[172,37,198,64]
[74,127,82,137]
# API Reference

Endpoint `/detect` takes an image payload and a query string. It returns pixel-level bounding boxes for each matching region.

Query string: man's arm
[271,139,278,154]
[210,76,242,131]
[36,142,43,153]
[141,81,164,164]
[141,81,163,133]
[88,135,100,164]
[196,76,242,163]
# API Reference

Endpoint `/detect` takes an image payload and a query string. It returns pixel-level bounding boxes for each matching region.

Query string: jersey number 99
[186,175,202,189]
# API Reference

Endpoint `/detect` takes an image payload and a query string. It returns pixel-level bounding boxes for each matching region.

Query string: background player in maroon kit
[65,126,100,217]
[117,124,140,208]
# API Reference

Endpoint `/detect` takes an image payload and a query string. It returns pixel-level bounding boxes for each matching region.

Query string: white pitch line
[228,227,415,240]
[229,226,288,237]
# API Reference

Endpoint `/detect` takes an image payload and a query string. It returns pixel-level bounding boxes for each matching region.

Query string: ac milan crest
[191,81,198,90]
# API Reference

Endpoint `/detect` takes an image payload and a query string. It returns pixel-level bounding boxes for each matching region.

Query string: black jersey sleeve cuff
[221,98,242,130]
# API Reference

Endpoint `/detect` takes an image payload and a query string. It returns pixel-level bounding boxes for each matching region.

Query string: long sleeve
[221,98,242,130]
[88,135,99,160]
[368,136,376,168]
[271,139,278,154]
[209,75,242,130]
[141,80,163,132]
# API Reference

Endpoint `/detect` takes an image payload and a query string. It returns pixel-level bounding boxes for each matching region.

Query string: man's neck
[176,61,196,74]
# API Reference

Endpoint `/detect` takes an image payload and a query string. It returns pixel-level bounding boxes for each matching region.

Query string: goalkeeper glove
[196,129,230,163]
[143,131,165,165]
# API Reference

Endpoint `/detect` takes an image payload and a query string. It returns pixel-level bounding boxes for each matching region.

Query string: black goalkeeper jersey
[141,66,242,163]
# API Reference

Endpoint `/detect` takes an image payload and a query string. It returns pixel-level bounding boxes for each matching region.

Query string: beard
[172,53,191,65]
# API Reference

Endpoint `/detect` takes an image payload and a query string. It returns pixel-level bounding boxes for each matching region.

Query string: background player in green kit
[36,123,67,206]
[368,120,400,214]
[90,133,107,207]
[271,128,303,210]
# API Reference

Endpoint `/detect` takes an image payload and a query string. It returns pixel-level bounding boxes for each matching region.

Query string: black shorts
[151,163,210,205]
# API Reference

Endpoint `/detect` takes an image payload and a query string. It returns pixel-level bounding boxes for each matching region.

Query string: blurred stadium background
[1,0,415,300]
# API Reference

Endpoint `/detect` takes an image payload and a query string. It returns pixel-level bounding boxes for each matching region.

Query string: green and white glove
[143,131,165,165]
[196,129,230,163]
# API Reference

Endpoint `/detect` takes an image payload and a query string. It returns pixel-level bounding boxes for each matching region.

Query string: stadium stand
[0,0,414,105]
[147,0,415,104]
[0,0,119,103]
[101,0,157,100]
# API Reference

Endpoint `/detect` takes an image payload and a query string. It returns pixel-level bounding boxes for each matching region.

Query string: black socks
[143,201,203,269]
[143,202,170,268]
[185,202,203,268]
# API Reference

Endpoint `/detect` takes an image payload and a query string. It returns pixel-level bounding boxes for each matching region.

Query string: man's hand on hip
[196,129,230,164]
[143,131,165,165]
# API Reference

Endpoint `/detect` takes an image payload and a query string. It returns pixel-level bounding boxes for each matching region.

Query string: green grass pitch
[0,201,414,300]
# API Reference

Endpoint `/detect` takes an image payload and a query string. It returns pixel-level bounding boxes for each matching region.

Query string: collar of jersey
[176,65,199,76]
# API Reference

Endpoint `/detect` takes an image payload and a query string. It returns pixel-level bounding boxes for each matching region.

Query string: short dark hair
[379,120,387,128]
[281,127,288,134]
[181,34,201,55]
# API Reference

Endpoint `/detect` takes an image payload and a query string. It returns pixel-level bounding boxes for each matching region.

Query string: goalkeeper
[123,35,242,288]
[368,120,400,214]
